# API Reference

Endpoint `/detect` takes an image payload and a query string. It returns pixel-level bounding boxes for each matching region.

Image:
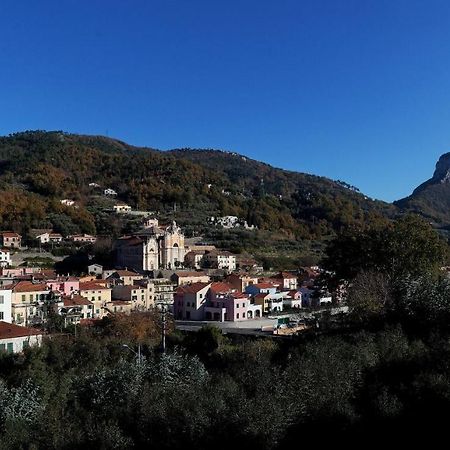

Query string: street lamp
[121,343,143,365]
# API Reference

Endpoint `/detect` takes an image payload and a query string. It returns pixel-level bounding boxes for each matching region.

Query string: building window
[0,295,3,304]
[21,295,26,302]
[0,312,3,320]
[6,343,13,353]
[0,343,5,352]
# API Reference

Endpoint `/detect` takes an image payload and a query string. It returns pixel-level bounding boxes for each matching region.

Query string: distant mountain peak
[432,153,450,184]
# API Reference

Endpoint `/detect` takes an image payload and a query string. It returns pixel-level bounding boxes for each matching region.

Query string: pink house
[174,282,211,320]
[46,277,80,296]
[205,283,262,321]
[174,281,262,322]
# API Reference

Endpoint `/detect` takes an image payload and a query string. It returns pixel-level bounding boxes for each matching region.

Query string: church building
[115,219,185,271]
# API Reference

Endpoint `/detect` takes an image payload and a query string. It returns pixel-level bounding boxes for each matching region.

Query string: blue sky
[1,0,450,202]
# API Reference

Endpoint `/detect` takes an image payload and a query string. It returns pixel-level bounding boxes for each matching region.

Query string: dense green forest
[0,131,395,248]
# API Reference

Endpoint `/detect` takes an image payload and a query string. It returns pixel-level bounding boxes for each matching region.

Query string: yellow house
[10,281,51,326]
[79,281,112,319]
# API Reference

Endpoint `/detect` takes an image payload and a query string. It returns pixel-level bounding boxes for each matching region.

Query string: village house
[87,263,103,276]
[111,280,154,311]
[203,250,237,271]
[253,292,284,313]
[174,282,211,320]
[60,199,75,206]
[226,273,259,292]
[282,290,302,309]
[1,232,22,249]
[183,250,206,269]
[0,268,38,287]
[151,278,175,305]
[0,249,11,268]
[0,321,43,353]
[105,300,133,315]
[46,276,80,296]
[106,269,143,286]
[10,281,58,326]
[79,281,112,319]
[59,294,94,325]
[0,286,12,322]
[272,272,298,290]
[170,271,211,286]
[245,282,279,296]
[113,204,132,213]
[104,188,117,196]
[69,234,97,243]
[174,282,262,322]
[35,232,63,244]
[206,282,262,321]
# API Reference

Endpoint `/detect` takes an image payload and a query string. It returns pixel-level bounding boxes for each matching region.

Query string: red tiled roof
[210,282,235,294]
[1,232,21,238]
[232,292,249,299]
[278,272,297,279]
[0,321,42,339]
[177,282,210,294]
[114,270,140,277]
[62,295,92,307]
[12,281,49,293]
[175,271,209,278]
[79,281,110,291]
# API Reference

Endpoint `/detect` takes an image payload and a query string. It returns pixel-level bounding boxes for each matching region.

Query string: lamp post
[122,343,142,365]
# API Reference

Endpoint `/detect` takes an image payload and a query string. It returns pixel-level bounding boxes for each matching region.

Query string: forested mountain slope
[0,131,395,241]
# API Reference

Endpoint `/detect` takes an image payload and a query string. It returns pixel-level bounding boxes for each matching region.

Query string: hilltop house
[1,232,21,249]
[113,204,132,213]
[69,234,97,243]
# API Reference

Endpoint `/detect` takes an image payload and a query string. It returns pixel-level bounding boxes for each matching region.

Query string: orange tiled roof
[0,321,42,339]
[12,281,49,293]
[177,282,210,294]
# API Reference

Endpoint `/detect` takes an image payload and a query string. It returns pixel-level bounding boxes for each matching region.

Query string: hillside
[0,131,396,263]
[395,152,450,226]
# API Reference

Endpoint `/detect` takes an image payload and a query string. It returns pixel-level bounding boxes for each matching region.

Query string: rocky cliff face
[396,152,450,225]
[431,153,450,184]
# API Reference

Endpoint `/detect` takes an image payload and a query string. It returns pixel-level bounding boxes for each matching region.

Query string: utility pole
[161,303,167,353]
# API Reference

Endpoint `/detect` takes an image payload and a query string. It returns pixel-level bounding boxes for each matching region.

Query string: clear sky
[1,0,450,202]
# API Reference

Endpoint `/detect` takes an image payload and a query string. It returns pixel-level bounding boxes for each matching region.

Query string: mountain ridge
[0,130,395,244]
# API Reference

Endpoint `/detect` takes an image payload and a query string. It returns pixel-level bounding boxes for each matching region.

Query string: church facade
[115,219,186,271]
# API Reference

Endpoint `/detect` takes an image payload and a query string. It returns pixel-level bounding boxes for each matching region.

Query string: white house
[0,250,11,268]
[60,199,75,206]
[104,188,117,196]
[35,233,63,244]
[203,250,237,271]
[88,264,103,276]
[0,287,12,322]
[113,204,132,213]
[0,321,43,353]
